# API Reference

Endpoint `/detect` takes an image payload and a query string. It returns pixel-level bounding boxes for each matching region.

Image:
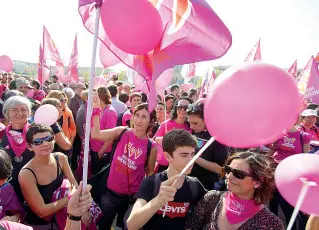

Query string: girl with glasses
[19,124,81,229]
[185,152,284,230]
[153,97,192,172]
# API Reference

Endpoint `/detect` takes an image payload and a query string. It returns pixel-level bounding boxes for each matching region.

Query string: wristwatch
[67,213,82,221]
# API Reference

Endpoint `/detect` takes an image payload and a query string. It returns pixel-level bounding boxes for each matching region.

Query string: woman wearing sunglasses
[0,96,34,203]
[153,97,192,172]
[185,151,284,230]
[19,124,78,229]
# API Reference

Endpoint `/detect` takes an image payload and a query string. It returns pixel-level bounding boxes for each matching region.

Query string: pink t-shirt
[154,119,190,166]
[0,183,24,219]
[272,130,311,162]
[90,105,117,152]
[33,90,46,102]
[0,221,32,230]
[122,110,132,126]
[297,124,319,141]
[107,129,156,194]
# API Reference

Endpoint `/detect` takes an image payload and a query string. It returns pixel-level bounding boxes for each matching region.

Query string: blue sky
[0,0,318,73]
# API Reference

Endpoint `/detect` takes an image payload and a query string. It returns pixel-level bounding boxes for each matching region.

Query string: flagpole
[41,26,45,90]
[82,6,101,189]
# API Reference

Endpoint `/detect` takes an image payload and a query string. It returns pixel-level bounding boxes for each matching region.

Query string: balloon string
[286,178,317,230]
[162,137,215,217]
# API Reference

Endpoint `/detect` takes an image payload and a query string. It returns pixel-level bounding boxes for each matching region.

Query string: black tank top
[23,153,64,225]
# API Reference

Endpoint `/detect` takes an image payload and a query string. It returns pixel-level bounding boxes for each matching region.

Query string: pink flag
[43,26,65,81]
[287,60,297,78]
[206,69,216,94]
[79,0,232,110]
[244,39,261,62]
[37,44,50,85]
[315,52,319,64]
[187,63,196,79]
[68,34,79,83]
[297,56,319,103]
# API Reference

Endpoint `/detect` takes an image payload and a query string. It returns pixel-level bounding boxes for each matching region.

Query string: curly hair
[224,151,276,205]
[0,149,13,180]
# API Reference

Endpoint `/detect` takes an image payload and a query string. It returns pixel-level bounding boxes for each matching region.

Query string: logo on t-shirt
[157,202,190,219]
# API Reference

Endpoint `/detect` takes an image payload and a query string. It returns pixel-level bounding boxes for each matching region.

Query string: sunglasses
[59,98,67,102]
[31,135,54,146]
[177,105,189,111]
[224,165,254,180]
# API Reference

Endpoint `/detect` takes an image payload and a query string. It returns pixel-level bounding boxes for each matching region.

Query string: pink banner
[68,34,79,83]
[78,0,232,110]
[244,39,261,62]
[287,60,297,78]
[37,44,50,85]
[297,56,319,103]
[205,69,216,95]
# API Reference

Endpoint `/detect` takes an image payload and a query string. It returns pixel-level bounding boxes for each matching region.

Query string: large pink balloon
[99,43,125,67]
[204,63,300,147]
[155,68,173,89]
[93,76,107,88]
[0,55,14,72]
[101,0,163,55]
[34,104,59,126]
[276,154,319,215]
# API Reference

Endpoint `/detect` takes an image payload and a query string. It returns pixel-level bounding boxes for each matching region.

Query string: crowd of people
[0,72,318,230]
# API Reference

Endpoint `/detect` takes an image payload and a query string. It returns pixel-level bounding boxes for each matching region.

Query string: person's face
[132,109,150,132]
[188,114,206,132]
[131,96,142,111]
[28,131,55,156]
[1,75,13,85]
[303,116,317,127]
[124,85,131,95]
[172,88,180,98]
[17,84,29,95]
[8,104,29,126]
[190,94,198,103]
[76,84,86,95]
[176,99,190,121]
[156,104,165,122]
[166,99,174,110]
[55,103,63,118]
[164,146,195,175]
[226,159,259,197]
[59,95,67,109]
[117,85,123,93]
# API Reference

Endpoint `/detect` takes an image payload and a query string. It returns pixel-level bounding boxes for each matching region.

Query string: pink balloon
[155,69,173,89]
[34,104,59,126]
[0,55,14,72]
[93,76,107,88]
[99,42,125,67]
[204,63,300,148]
[27,89,34,98]
[196,98,206,104]
[276,154,319,215]
[101,0,163,55]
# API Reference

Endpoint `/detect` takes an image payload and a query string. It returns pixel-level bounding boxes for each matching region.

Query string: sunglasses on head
[224,165,254,180]
[31,135,54,146]
[177,105,189,111]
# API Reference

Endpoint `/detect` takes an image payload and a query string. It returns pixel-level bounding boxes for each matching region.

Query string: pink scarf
[225,192,261,224]
[5,123,29,157]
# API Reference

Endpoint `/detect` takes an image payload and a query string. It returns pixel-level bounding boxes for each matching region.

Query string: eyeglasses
[31,135,54,146]
[224,165,254,180]
[177,105,189,111]
[59,98,67,103]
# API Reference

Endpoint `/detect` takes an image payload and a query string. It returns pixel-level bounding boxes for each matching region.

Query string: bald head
[75,83,86,96]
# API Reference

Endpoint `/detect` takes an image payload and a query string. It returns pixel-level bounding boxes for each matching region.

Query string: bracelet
[92,108,102,116]
[67,213,82,221]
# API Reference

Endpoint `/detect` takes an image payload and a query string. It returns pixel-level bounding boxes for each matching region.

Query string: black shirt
[190,130,229,190]
[50,122,64,153]
[135,171,207,230]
